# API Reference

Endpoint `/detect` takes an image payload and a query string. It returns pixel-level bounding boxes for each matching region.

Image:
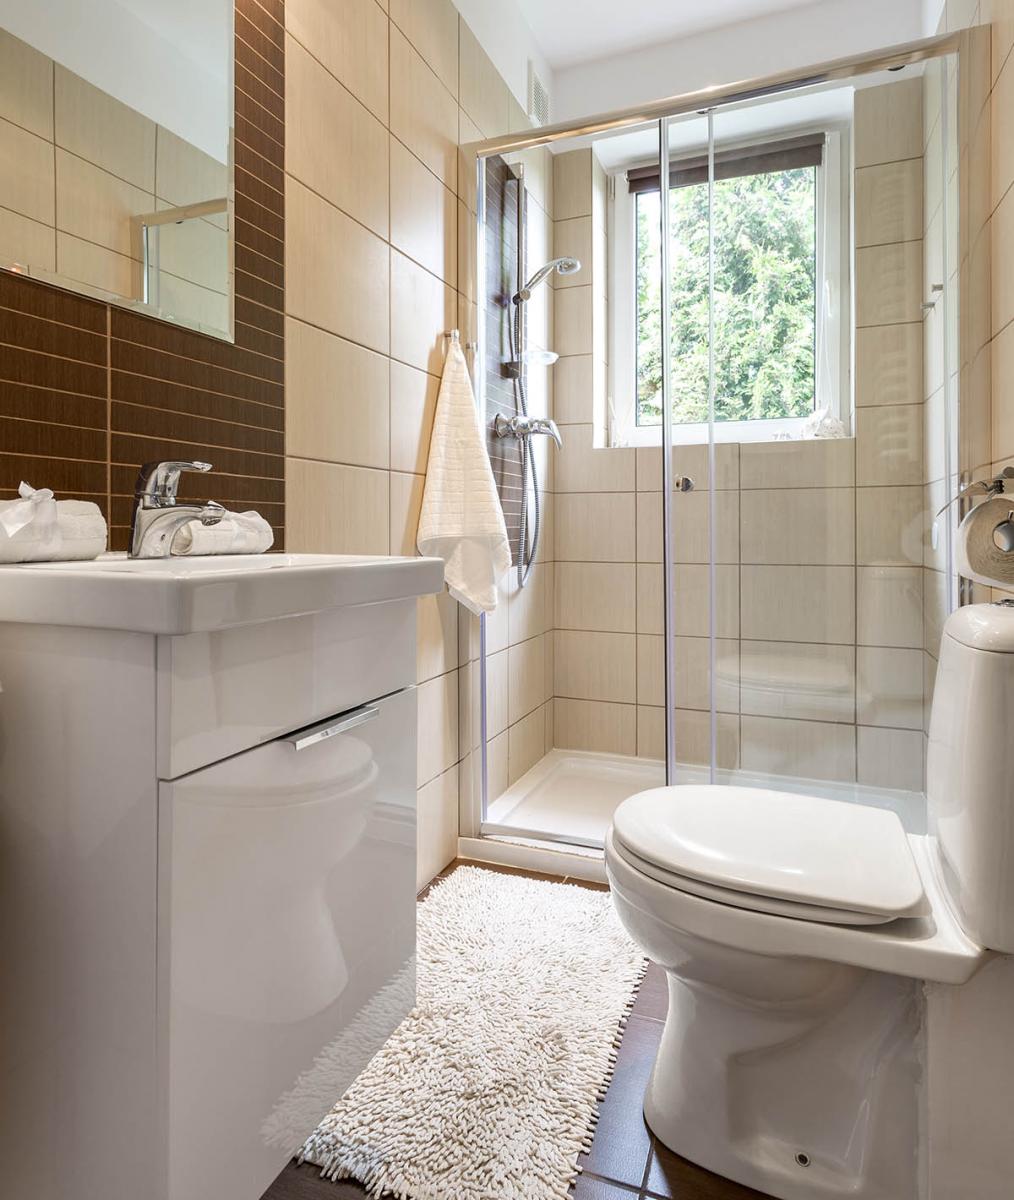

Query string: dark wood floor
[261,860,770,1200]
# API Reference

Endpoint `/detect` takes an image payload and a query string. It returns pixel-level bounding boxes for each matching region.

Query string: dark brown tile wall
[484,155,524,564]
[0,0,284,552]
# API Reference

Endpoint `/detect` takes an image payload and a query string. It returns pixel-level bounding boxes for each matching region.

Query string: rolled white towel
[0,482,60,563]
[173,510,274,556]
[56,499,107,561]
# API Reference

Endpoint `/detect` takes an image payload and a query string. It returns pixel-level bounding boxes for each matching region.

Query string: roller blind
[627,132,825,194]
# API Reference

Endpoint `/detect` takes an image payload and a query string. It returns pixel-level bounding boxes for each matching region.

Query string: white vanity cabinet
[0,554,443,1200]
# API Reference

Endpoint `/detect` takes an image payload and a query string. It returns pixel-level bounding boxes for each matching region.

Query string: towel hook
[443,328,478,352]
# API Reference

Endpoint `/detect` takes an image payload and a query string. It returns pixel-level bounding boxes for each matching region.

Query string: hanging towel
[173,510,274,556]
[417,337,510,614]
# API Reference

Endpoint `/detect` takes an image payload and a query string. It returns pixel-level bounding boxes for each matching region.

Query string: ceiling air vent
[527,61,550,127]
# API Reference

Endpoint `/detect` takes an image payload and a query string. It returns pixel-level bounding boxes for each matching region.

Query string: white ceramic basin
[0,552,444,634]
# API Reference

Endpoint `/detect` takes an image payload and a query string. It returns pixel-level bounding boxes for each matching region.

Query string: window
[609,129,848,445]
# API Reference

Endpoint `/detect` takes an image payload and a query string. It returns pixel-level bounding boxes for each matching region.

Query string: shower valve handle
[493,413,563,449]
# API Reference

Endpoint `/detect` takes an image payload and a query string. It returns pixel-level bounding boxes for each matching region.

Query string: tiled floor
[262,860,771,1200]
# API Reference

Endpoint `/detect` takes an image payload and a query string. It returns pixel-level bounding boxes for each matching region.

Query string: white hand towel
[0,482,61,562]
[173,510,274,556]
[416,339,510,614]
[56,499,107,560]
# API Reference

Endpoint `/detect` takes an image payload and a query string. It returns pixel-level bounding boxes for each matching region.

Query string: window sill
[613,416,851,447]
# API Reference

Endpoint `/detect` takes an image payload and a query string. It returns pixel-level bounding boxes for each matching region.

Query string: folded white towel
[173,510,274,556]
[56,499,107,561]
[0,482,60,562]
[416,339,510,614]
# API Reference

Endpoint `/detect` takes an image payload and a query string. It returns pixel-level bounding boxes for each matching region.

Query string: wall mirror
[0,0,234,341]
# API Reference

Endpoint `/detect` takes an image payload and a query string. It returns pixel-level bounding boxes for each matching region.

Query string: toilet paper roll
[956,495,1014,587]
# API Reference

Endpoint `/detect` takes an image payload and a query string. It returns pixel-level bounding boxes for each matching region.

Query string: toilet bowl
[606,602,1014,1200]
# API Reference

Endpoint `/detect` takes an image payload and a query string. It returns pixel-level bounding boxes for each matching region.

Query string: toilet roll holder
[936,467,1014,554]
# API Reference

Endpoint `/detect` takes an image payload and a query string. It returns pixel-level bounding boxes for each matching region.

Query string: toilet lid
[611,786,927,922]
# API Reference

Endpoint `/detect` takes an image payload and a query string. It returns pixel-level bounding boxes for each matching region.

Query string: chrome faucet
[129,460,226,558]
[492,413,563,449]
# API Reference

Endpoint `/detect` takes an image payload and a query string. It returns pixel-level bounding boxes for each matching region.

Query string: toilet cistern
[129,459,225,558]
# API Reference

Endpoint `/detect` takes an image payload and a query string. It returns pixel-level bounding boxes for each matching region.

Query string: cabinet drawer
[157,597,416,778]
[158,686,417,1200]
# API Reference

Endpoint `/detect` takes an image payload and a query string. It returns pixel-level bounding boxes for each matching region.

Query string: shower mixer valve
[493,413,563,449]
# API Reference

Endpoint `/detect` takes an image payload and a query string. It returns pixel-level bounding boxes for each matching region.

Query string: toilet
[606,602,1014,1200]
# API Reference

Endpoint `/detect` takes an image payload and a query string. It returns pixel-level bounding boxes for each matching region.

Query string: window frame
[607,123,851,448]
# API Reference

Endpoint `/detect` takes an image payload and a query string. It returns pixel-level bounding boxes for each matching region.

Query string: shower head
[513,257,581,303]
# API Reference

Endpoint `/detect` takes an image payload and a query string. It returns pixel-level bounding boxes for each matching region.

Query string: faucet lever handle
[135,460,213,506]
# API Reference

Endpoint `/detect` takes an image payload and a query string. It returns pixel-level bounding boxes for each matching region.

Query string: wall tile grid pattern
[543,90,932,793]
[0,0,285,550]
[283,0,552,884]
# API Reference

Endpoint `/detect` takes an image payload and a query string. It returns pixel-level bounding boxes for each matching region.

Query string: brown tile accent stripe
[0,0,285,552]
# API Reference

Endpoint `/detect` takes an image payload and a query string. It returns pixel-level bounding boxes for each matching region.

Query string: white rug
[287,866,645,1200]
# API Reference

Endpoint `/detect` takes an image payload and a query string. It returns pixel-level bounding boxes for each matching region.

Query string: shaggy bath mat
[270,866,646,1200]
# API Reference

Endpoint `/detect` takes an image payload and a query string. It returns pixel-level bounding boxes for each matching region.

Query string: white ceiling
[516,0,827,70]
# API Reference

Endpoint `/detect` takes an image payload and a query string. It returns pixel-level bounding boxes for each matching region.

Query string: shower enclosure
[461,32,967,874]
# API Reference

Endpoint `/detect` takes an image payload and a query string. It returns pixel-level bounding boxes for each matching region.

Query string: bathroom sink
[0,552,444,634]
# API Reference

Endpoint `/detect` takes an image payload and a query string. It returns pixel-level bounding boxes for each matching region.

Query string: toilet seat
[611,785,929,925]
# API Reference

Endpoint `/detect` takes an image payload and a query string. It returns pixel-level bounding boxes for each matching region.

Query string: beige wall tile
[286,37,389,238]
[555,424,635,491]
[417,591,458,683]
[0,118,55,227]
[285,318,390,468]
[857,566,923,648]
[390,250,456,374]
[55,66,155,192]
[993,44,1014,208]
[508,706,545,783]
[390,471,425,555]
[554,630,636,703]
[555,492,635,561]
[390,27,457,188]
[635,563,738,639]
[555,285,593,357]
[154,127,228,209]
[857,646,924,729]
[635,489,739,564]
[286,0,389,123]
[485,647,509,736]
[416,764,458,891]
[417,669,459,786]
[738,438,854,489]
[390,362,439,474]
[553,216,593,288]
[993,318,1014,463]
[286,457,390,554]
[0,205,54,270]
[156,272,229,331]
[554,698,636,756]
[505,566,549,644]
[508,635,546,723]
[856,240,923,327]
[854,77,923,168]
[285,177,390,352]
[741,565,855,644]
[991,183,1014,338]
[857,726,924,790]
[458,20,509,137]
[155,207,229,294]
[741,715,856,782]
[856,485,925,565]
[674,635,740,713]
[856,403,924,486]
[638,442,740,491]
[390,0,458,97]
[390,139,456,284]
[636,705,664,759]
[554,354,597,425]
[740,488,855,565]
[554,150,592,221]
[741,641,855,723]
[856,324,923,407]
[0,29,52,139]
[555,561,636,632]
[673,709,740,768]
[855,159,923,248]
[55,232,134,295]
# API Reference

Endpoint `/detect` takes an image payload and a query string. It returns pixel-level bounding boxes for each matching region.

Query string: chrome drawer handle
[286,705,380,751]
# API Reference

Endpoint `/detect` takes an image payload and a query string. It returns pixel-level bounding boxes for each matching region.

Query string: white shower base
[483,749,926,857]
